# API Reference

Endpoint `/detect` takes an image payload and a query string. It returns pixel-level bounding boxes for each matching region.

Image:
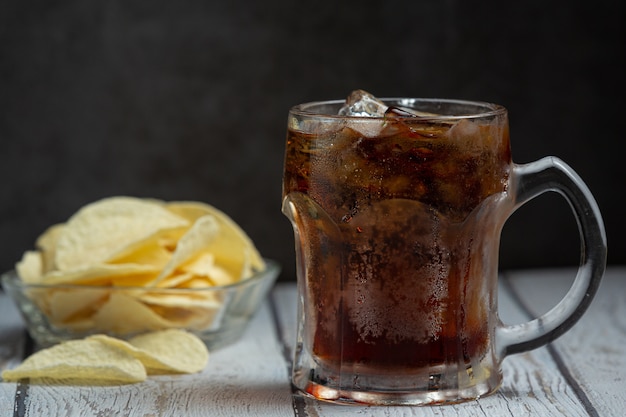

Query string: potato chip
[140,295,219,329]
[38,313,91,332]
[109,272,161,287]
[54,197,190,271]
[180,252,236,286]
[106,226,187,266]
[155,272,195,288]
[152,215,220,285]
[16,251,43,284]
[90,329,209,374]
[1,338,147,384]
[133,329,209,373]
[180,252,215,276]
[178,276,222,289]
[138,290,220,308]
[166,201,265,278]
[41,263,159,285]
[108,238,172,270]
[93,292,175,333]
[128,329,209,374]
[35,223,65,273]
[151,306,216,329]
[47,288,108,322]
[52,316,95,332]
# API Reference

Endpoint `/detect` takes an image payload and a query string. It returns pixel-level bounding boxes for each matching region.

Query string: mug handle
[496,156,607,357]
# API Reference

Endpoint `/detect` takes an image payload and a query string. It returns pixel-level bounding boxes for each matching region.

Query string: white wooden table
[1,268,624,416]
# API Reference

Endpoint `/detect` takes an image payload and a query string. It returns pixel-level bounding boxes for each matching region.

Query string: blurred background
[1,0,623,281]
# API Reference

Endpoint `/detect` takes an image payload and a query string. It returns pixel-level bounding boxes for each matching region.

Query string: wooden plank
[271,281,589,416]
[0,381,16,417]
[0,291,27,371]
[0,291,26,416]
[506,268,626,417]
[1,300,295,417]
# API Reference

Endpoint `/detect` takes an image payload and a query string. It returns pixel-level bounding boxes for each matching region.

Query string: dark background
[1,0,624,281]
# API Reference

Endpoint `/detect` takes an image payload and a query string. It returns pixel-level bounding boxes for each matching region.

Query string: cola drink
[283,95,511,380]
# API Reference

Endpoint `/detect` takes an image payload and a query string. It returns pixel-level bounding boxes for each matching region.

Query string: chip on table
[1,329,210,384]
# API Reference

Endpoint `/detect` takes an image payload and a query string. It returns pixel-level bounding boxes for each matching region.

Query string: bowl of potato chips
[1,197,280,350]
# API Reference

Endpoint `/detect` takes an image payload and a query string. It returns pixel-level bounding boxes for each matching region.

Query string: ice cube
[447,118,482,152]
[345,119,386,138]
[338,90,388,117]
[338,90,444,137]
[338,90,388,137]
[339,90,439,119]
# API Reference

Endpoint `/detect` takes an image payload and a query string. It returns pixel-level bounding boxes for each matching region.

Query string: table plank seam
[12,380,28,417]
[501,272,599,417]
[268,290,307,417]
[8,329,33,417]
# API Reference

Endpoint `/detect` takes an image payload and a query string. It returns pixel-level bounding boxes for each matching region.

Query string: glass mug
[281,93,607,406]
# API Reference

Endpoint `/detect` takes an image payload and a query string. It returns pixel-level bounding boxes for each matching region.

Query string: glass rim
[289,97,507,121]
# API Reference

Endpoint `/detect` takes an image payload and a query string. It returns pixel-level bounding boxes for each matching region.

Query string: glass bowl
[1,259,280,349]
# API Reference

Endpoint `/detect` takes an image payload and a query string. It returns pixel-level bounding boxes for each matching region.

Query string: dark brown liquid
[283,115,511,373]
